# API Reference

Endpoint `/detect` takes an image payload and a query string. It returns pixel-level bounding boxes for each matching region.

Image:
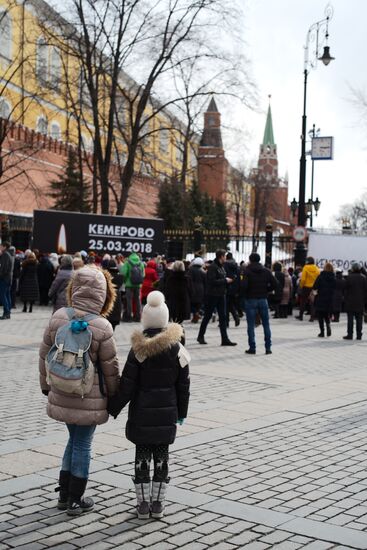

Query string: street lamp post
[290,196,321,225]
[294,5,335,266]
[308,124,320,228]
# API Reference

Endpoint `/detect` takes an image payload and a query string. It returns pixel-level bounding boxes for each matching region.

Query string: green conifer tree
[214,199,229,232]
[49,149,90,212]
[188,180,203,226]
[156,178,185,229]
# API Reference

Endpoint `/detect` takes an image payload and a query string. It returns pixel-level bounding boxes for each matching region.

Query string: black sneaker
[245,349,256,354]
[265,349,272,355]
[197,337,207,345]
[343,335,353,340]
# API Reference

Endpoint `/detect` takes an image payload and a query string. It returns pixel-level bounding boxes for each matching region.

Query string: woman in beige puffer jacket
[39,266,119,516]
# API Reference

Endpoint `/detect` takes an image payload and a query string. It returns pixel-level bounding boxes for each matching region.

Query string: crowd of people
[0,242,366,342]
[1,241,366,520]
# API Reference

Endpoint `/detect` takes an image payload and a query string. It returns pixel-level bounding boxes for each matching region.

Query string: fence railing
[164,229,296,265]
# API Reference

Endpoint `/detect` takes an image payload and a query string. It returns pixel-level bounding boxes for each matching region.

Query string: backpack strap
[66,310,98,324]
[82,313,99,323]
[65,307,76,321]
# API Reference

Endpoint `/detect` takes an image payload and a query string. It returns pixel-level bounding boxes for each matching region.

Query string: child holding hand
[108,291,190,519]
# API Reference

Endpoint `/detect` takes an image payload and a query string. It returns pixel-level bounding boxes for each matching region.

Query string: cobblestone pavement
[1,307,367,548]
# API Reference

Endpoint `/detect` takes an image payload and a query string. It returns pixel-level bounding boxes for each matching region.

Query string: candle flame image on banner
[57,224,67,254]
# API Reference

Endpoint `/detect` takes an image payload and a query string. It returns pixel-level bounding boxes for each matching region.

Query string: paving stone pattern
[1,308,367,548]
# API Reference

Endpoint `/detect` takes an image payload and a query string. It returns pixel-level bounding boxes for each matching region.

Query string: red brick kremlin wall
[0,122,159,218]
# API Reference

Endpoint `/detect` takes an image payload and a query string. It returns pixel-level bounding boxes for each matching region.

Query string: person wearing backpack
[121,252,145,322]
[108,291,190,520]
[39,266,119,516]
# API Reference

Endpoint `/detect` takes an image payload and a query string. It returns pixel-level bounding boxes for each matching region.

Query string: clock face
[208,115,216,126]
[311,136,333,160]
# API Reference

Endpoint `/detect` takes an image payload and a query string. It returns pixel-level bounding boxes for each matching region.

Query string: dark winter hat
[107,259,118,272]
[351,262,361,273]
[306,256,315,264]
[249,253,260,263]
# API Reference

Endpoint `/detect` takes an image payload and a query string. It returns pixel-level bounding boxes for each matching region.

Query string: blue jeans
[61,424,96,478]
[245,298,272,351]
[0,280,11,315]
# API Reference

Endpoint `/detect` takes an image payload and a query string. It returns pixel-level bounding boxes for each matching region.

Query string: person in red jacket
[141,260,159,305]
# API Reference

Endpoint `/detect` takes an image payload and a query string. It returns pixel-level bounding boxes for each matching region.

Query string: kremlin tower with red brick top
[198,97,228,201]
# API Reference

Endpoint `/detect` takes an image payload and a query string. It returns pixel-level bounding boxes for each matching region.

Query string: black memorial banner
[33,210,164,255]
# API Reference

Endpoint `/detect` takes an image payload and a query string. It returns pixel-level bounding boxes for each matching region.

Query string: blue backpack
[45,308,98,398]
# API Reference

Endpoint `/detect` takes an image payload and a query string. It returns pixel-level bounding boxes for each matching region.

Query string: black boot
[326,324,331,337]
[221,340,237,346]
[67,475,94,516]
[29,302,33,313]
[55,470,70,510]
[22,303,27,313]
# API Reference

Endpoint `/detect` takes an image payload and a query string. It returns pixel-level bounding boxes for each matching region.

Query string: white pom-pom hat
[142,290,169,330]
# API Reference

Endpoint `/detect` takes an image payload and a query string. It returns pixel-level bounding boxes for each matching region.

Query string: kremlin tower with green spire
[254,97,290,231]
[258,100,278,180]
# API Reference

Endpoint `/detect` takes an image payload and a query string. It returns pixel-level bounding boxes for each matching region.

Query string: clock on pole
[311,136,333,160]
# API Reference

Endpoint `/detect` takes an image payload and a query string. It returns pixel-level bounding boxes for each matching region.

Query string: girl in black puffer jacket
[108,291,190,520]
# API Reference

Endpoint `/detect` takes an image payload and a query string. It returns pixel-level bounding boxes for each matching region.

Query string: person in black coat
[19,253,40,312]
[313,262,336,337]
[271,262,285,318]
[197,249,237,346]
[332,270,344,322]
[106,259,124,330]
[37,254,55,306]
[108,291,190,520]
[224,253,240,326]
[0,241,14,320]
[10,252,22,309]
[188,257,206,323]
[343,263,367,340]
[164,261,191,324]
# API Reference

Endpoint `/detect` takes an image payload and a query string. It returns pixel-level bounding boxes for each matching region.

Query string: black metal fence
[164,229,296,266]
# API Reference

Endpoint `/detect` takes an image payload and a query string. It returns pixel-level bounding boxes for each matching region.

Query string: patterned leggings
[134,444,169,483]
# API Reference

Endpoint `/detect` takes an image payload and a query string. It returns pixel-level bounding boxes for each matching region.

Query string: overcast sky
[226,0,367,228]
